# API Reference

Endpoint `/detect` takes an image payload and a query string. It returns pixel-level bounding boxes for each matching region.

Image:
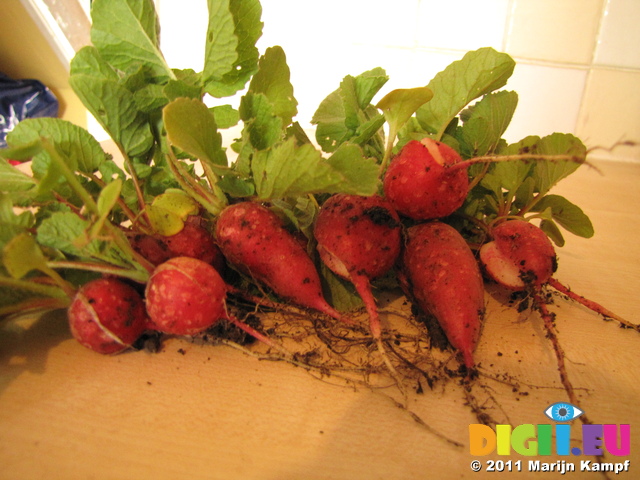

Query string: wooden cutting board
[1,160,638,480]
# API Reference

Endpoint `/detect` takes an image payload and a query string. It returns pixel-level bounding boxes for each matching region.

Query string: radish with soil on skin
[477,218,629,415]
[383,138,469,220]
[479,219,638,331]
[145,256,286,352]
[164,221,226,274]
[399,221,485,369]
[130,218,225,273]
[313,194,401,349]
[214,202,343,322]
[130,233,172,266]
[68,277,148,354]
[479,219,557,291]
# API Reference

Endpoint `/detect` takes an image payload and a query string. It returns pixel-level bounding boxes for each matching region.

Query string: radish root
[548,278,638,332]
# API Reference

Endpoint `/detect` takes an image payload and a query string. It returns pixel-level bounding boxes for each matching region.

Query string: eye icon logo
[544,402,584,422]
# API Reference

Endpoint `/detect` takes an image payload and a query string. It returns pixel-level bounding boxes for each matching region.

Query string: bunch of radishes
[67,213,281,355]
[66,133,626,383]
[0,0,630,397]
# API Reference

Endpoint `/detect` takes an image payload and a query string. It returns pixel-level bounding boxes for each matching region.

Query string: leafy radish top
[0,0,601,355]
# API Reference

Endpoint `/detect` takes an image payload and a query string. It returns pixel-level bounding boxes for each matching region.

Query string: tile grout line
[576,0,612,142]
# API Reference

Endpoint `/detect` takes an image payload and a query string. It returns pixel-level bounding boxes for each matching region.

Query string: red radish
[145,256,227,335]
[399,222,484,368]
[68,277,147,354]
[383,138,469,220]
[130,233,171,266]
[313,194,401,339]
[145,256,291,354]
[130,221,226,273]
[480,220,557,291]
[164,222,226,273]
[214,202,342,321]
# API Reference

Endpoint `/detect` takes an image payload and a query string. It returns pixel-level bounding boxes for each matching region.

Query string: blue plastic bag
[0,72,59,148]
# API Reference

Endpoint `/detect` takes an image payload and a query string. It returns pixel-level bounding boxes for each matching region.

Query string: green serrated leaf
[340,75,362,131]
[319,263,363,312]
[416,47,515,139]
[532,133,587,194]
[90,0,173,81]
[513,176,535,209]
[252,138,378,200]
[70,54,154,158]
[248,46,297,127]
[211,105,240,129]
[217,175,255,197]
[539,219,565,247]
[325,143,380,196]
[312,89,349,152]
[352,67,389,110]
[36,212,94,257]
[459,90,518,157]
[351,113,386,147]
[36,211,137,269]
[6,118,106,176]
[164,69,203,101]
[163,98,227,167]
[0,193,35,228]
[203,0,263,97]
[96,178,122,217]
[2,233,49,279]
[67,46,120,81]
[531,194,594,238]
[312,68,388,154]
[376,87,434,133]
[491,156,533,193]
[0,158,37,193]
[239,92,283,150]
[478,171,503,200]
[271,197,319,239]
[133,83,168,113]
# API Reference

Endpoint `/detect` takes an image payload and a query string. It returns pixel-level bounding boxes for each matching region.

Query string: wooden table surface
[1,159,639,480]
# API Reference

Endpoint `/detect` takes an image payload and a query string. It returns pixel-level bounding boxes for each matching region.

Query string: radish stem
[224,313,293,358]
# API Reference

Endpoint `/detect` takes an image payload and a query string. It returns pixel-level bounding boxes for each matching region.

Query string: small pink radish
[480,220,557,291]
[130,233,171,266]
[68,278,147,354]
[146,256,291,354]
[164,221,226,274]
[314,194,401,340]
[145,256,227,335]
[399,222,484,368]
[215,202,342,321]
[130,219,225,273]
[383,138,469,220]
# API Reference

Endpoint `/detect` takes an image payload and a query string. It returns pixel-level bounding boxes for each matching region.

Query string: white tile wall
[594,0,640,69]
[417,0,510,52]
[154,0,640,163]
[505,0,604,65]
[503,63,588,143]
[577,68,640,162]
